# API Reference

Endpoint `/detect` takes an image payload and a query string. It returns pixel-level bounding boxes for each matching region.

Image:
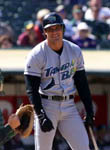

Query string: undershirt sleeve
[24,75,43,115]
[73,70,94,116]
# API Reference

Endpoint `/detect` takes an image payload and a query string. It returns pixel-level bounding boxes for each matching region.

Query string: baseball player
[0,109,20,146]
[24,12,94,150]
[0,70,20,148]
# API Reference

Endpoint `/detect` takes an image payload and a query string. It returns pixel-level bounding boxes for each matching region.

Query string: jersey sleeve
[24,49,44,77]
[76,47,85,71]
[0,110,16,145]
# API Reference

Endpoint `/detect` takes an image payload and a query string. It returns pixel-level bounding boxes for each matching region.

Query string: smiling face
[44,24,64,50]
[44,24,63,43]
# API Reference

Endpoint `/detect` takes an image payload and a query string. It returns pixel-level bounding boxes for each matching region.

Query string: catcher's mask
[42,12,65,32]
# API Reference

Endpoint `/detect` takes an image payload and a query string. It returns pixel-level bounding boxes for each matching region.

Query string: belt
[41,94,74,101]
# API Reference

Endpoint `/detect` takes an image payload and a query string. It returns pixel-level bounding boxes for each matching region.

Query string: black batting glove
[37,109,54,132]
[84,113,95,129]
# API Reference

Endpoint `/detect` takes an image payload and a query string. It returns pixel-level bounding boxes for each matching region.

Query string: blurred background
[0,0,110,150]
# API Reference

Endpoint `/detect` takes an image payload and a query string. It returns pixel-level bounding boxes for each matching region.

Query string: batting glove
[84,113,95,128]
[38,109,54,132]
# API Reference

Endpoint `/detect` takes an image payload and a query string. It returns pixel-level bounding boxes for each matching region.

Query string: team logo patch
[48,16,56,23]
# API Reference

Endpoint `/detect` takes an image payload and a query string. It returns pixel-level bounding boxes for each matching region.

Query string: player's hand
[8,114,20,129]
[84,113,95,128]
[38,109,54,132]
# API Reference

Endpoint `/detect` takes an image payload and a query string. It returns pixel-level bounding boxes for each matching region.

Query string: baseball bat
[88,126,99,150]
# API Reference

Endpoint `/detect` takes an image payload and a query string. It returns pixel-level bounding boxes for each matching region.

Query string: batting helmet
[42,12,65,29]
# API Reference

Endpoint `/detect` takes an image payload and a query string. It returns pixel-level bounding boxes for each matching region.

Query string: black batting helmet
[42,12,65,29]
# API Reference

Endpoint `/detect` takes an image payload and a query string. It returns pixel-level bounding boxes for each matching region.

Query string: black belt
[41,94,74,101]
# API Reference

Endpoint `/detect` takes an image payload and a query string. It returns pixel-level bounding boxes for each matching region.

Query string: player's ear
[43,29,47,38]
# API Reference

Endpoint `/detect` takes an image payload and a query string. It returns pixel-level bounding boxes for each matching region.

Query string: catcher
[0,109,20,146]
[0,104,34,146]
[0,69,21,146]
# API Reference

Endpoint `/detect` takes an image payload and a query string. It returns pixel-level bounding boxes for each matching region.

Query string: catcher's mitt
[15,104,34,138]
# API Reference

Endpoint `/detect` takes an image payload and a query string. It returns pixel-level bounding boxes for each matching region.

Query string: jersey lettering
[60,63,69,70]
[61,71,70,80]
[45,60,76,80]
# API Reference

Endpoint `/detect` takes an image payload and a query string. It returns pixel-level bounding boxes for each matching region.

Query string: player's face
[44,25,63,42]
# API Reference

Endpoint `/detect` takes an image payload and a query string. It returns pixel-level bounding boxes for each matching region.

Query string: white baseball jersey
[24,39,90,150]
[24,39,84,96]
